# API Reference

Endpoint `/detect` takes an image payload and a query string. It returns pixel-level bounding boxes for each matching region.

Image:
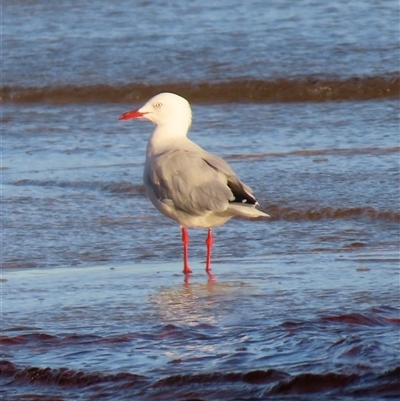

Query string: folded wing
[147,149,259,216]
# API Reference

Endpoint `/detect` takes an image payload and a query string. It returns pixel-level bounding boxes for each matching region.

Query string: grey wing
[147,149,235,216]
[200,151,258,205]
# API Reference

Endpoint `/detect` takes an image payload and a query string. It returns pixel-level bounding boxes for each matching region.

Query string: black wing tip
[230,191,258,205]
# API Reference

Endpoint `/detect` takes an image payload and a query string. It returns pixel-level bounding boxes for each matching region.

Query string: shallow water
[3,100,399,269]
[2,255,399,400]
[3,0,399,103]
[3,98,399,400]
[2,0,400,400]
[3,0,399,87]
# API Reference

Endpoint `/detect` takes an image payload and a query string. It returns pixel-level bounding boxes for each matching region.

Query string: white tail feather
[227,204,270,218]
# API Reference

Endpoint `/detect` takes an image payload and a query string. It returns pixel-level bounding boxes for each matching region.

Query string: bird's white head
[119,93,192,132]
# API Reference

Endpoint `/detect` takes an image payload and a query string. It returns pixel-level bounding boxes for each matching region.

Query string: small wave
[227,146,400,160]
[0,332,140,347]
[267,372,358,395]
[282,312,399,330]
[2,360,398,399]
[2,76,399,104]
[320,312,388,326]
[266,368,400,397]
[0,360,145,388]
[2,260,38,269]
[12,179,145,195]
[267,205,399,222]
[153,369,290,387]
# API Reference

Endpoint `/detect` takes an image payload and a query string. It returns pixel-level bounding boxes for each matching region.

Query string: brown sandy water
[3,76,399,104]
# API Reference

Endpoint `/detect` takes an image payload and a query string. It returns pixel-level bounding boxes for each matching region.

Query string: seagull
[119,92,269,275]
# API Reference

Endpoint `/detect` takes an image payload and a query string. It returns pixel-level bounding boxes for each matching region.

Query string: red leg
[205,228,213,273]
[181,227,192,274]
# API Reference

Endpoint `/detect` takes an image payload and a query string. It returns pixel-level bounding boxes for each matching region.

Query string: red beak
[118,110,147,121]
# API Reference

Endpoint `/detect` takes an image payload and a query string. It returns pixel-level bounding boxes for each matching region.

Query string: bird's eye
[155,102,163,108]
